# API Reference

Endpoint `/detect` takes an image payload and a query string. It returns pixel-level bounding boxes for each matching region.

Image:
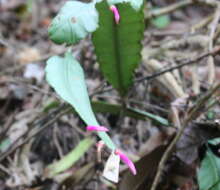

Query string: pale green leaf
[48,1,98,45]
[151,14,170,29]
[198,138,220,190]
[45,52,116,150]
[46,138,94,177]
[92,1,144,96]
[0,139,11,152]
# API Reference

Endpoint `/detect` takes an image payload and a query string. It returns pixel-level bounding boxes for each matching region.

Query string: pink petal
[110,5,120,24]
[115,149,137,175]
[86,125,109,132]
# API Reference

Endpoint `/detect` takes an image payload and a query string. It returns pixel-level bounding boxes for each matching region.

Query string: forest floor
[0,0,220,190]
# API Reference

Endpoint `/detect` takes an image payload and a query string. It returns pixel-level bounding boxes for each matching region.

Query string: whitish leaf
[45,52,116,150]
[48,1,98,45]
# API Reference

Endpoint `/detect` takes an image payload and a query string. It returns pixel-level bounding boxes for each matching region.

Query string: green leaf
[45,52,116,150]
[43,100,169,126]
[92,101,169,126]
[107,0,144,11]
[26,0,34,12]
[0,139,11,152]
[48,1,98,45]
[198,139,220,190]
[43,101,60,113]
[151,14,170,29]
[129,107,169,126]
[46,138,94,177]
[92,1,144,96]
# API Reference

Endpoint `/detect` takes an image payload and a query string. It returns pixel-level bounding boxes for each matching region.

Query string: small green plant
[198,138,220,190]
[45,0,145,180]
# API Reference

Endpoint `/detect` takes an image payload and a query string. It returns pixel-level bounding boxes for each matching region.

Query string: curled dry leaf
[142,59,187,99]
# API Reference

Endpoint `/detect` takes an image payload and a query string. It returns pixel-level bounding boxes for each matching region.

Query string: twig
[145,0,193,19]
[0,106,70,162]
[137,46,220,83]
[191,14,214,32]
[150,83,220,190]
[5,77,59,98]
[207,3,220,84]
[53,125,64,158]
[145,0,217,20]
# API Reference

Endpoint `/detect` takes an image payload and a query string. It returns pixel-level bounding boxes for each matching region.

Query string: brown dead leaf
[143,59,187,99]
[119,146,167,190]
[139,128,175,156]
[176,122,220,164]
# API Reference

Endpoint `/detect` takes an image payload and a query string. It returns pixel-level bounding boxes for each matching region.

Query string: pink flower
[115,149,137,175]
[86,125,109,132]
[110,5,120,24]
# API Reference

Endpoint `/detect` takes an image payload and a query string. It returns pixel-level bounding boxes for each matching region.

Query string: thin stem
[138,46,220,83]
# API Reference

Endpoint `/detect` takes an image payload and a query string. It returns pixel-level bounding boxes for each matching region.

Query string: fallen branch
[145,0,193,19]
[145,0,216,19]
[137,46,220,83]
[207,3,220,84]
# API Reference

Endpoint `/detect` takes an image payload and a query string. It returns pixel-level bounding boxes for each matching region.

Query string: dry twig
[0,105,70,162]
[207,3,220,84]
[139,46,220,83]
[145,0,193,19]
[150,83,220,190]
[145,0,217,20]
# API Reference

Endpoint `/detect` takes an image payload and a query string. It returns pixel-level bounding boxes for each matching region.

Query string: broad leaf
[107,0,143,11]
[92,1,144,96]
[198,138,220,190]
[48,1,98,45]
[46,138,94,177]
[46,52,116,150]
